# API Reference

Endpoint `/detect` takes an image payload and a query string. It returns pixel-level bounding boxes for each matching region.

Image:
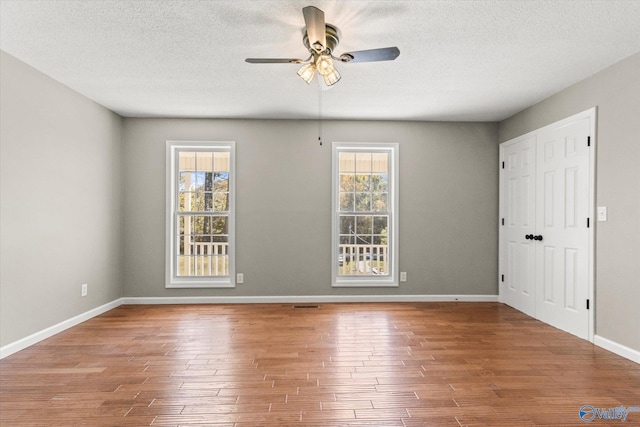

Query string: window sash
[332,143,398,287]
[166,142,235,288]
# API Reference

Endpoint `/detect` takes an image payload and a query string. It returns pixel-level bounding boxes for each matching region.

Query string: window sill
[332,280,399,288]
[166,280,235,289]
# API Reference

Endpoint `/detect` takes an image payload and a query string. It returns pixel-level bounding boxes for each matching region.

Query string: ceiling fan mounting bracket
[303,23,340,55]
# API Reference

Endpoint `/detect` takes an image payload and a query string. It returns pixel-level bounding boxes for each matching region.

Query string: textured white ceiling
[1,0,639,121]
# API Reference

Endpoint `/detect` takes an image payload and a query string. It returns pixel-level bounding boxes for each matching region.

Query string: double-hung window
[332,143,399,287]
[166,141,235,288]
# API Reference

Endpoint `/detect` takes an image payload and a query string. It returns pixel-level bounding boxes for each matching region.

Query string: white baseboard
[594,335,640,365]
[121,294,499,305]
[0,298,124,359]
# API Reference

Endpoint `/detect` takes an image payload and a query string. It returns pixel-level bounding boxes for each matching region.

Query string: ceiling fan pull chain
[318,87,323,146]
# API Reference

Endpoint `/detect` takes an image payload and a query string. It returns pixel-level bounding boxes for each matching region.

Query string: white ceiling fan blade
[245,58,304,64]
[339,47,400,63]
[302,6,326,52]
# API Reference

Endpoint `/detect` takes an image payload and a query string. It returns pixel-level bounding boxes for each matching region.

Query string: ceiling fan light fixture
[323,68,341,86]
[315,54,335,76]
[297,62,316,84]
[245,6,400,87]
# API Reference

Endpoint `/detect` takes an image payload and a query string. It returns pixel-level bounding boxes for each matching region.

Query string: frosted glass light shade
[323,68,341,86]
[297,63,315,84]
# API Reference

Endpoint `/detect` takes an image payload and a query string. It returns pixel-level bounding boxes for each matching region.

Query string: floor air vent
[292,305,320,309]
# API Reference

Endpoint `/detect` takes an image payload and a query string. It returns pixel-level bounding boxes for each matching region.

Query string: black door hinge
[586,299,590,310]
[502,218,505,226]
[587,218,590,228]
[587,136,591,147]
[502,161,505,169]
[501,274,504,282]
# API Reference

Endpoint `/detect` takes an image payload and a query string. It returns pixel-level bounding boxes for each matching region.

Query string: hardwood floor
[1,302,639,426]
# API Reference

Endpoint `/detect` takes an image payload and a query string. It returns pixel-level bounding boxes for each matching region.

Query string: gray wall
[3,44,637,357]
[0,51,124,347]
[499,52,640,353]
[122,119,498,298]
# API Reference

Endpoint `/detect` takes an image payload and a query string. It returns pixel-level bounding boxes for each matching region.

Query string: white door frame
[499,107,596,342]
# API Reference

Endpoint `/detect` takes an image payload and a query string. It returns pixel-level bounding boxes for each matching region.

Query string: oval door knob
[535,235,543,241]
[525,234,533,240]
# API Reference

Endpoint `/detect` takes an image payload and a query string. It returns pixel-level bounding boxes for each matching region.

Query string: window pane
[179,172,196,191]
[356,234,372,245]
[204,192,214,211]
[373,216,388,235]
[194,235,211,244]
[198,152,213,172]
[194,172,206,191]
[356,216,372,234]
[355,152,371,173]
[204,172,213,191]
[214,152,230,172]
[179,152,196,171]
[339,215,355,235]
[178,236,189,255]
[180,194,190,212]
[214,193,229,212]
[373,235,387,245]
[372,193,388,212]
[190,215,202,234]
[177,255,192,276]
[339,236,352,245]
[340,174,354,192]
[214,172,229,191]
[371,173,388,192]
[339,193,354,211]
[355,174,370,191]
[211,216,228,235]
[191,192,204,212]
[355,193,371,211]
[372,152,388,173]
[339,152,355,172]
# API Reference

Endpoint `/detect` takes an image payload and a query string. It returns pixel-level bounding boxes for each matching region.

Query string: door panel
[535,118,590,339]
[502,136,536,316]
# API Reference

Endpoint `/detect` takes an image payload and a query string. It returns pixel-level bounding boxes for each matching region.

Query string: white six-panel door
[535,118,591,338]
[502,136,536,317]
[500,109,595,340]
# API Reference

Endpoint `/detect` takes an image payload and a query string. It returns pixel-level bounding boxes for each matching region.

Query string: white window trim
[331,142,399,287]
[165,141,236,288]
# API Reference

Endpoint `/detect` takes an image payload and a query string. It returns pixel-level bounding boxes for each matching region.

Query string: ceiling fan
[245,6,400,87]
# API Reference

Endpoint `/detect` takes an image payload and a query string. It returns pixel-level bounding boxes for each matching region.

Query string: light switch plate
[597,206,607,222]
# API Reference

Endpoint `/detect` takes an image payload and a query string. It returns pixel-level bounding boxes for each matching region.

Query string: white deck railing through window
[339,244,388,275]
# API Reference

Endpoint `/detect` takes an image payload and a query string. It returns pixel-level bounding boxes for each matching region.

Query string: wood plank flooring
[1,302,639,426]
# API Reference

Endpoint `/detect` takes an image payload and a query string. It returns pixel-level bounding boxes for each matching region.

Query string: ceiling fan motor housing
[303,24,340,55]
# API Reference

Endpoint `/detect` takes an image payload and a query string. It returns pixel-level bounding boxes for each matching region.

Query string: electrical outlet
[81,283,87,297]
[236,273,244,284]
[400,272,407,282]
